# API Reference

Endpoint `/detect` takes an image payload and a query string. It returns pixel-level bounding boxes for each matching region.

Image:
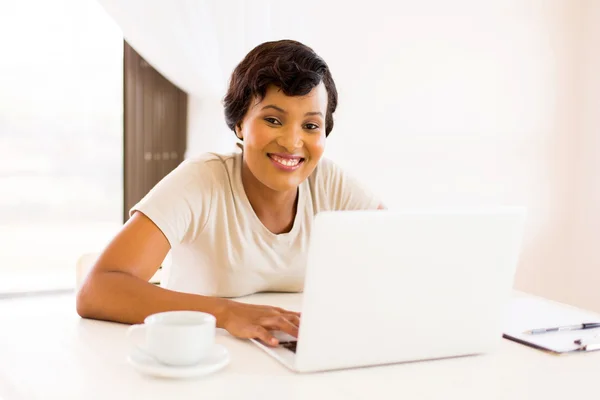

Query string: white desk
[0,292,599,400]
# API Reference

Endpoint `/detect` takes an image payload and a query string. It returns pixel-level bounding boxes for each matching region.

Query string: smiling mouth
[267,153,305,170]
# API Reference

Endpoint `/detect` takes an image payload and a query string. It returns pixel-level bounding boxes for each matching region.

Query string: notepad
[503,293,600,354]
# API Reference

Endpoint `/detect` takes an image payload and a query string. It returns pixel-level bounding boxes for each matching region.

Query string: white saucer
[127,344,230,379]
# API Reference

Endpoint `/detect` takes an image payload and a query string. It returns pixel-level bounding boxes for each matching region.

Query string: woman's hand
[218,300,301,347]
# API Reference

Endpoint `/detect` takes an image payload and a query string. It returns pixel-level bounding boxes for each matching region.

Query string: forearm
[76,271,229,326]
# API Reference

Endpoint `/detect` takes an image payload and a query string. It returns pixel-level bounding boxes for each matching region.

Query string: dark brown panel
[123,41,188,223]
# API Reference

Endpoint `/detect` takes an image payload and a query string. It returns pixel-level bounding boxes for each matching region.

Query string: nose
[276,126,303,152]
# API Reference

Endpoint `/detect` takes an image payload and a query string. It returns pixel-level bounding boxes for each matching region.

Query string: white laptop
[251,207,527,373]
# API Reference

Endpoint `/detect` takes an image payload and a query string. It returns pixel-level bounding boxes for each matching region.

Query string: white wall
[567,0,600,311]
[187,0,600,311]
[187,96,238,157]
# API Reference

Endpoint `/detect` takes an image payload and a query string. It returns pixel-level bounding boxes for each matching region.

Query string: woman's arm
[76,211,299,346]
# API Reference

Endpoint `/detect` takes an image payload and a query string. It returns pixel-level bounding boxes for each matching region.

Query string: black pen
[523,322,600,335]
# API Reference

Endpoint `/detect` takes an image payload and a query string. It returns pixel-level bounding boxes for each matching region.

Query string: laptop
[251,207,527,373]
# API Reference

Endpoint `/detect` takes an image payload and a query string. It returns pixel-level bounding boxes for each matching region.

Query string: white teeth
[271,155,301,167]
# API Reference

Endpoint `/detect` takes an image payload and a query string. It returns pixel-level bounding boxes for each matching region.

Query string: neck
[241,160,298,234]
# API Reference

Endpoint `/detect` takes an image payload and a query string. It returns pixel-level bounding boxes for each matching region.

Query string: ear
[235,123,243,140]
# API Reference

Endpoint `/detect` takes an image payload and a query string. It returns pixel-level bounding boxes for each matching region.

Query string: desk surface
[0,292,599,400]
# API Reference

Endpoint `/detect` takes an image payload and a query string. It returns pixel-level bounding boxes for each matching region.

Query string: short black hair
[223,39,338,137]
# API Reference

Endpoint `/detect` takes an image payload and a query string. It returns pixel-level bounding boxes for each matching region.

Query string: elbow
[75,275,98,319]
[75,286,91,319]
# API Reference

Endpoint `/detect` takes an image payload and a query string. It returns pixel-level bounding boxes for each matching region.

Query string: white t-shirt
[130,151,381,298]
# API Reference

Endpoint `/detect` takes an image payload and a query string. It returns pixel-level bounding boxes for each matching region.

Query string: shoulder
[129,152,242,242]
[307,156,382,211]
[179,152,238,175]
[306,156,345,211]
[309,156,342,183]
[171,152,239,186]
[141,151,239,204]
[308,156,358,193]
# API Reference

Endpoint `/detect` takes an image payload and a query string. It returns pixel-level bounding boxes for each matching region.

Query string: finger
[260,315,300,338]
[274,307,301,317]
[251,325,279,346]
[229,321,275,341]
[283,313,301,327]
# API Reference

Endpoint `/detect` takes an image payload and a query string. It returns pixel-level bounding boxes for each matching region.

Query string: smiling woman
[234,83,330,234]
[76,39,384,347]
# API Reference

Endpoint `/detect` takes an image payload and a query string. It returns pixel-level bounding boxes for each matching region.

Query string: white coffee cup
[126,311,216,366]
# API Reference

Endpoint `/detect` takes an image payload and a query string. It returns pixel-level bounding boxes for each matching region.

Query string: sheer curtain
[98,0,220,98]
[96,0,274,155]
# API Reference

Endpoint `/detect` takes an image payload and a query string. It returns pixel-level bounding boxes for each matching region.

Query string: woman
[76,39,384,347]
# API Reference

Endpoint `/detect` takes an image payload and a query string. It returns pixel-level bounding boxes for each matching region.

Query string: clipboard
[503,294,600,354]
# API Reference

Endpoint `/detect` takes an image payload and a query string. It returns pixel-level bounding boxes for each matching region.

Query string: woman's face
[237,83,328,193]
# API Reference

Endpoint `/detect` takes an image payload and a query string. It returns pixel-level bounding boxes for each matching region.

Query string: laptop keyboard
[279,341,298,353]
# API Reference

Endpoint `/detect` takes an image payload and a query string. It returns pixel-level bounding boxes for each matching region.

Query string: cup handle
[126,324,153,359]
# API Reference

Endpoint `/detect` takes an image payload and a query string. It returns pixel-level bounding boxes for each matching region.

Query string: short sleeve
[129,158,214,247]
[313,158,382,211]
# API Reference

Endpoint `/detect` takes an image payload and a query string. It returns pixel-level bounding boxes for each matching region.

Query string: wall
[187,0,600,310]
[567,0,600,311]
[187,96,238,157]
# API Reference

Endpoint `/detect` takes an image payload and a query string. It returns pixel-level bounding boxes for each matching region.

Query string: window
[0,0,123,293]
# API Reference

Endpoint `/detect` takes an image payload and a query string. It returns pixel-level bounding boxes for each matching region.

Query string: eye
[264,117,281,126]
[304,123,320,131]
